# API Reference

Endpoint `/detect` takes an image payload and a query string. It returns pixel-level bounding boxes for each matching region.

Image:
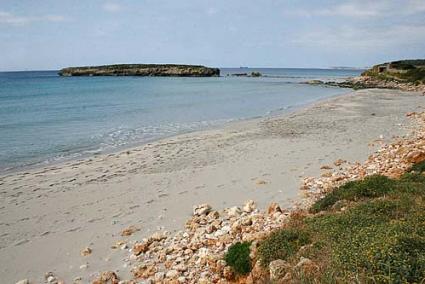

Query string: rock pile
[123,200,290,283]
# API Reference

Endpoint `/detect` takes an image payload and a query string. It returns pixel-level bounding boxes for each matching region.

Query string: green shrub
[409,160,425,173]
[258,228,310,266]
[224,242,252,275]
[310,175,395,212]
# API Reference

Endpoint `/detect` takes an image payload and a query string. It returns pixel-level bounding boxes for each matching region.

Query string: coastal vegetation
[363,59,425,84]
[256,163,425,283]
[58,64,220,77]
[305,59,425,91]
[224,242,252,275]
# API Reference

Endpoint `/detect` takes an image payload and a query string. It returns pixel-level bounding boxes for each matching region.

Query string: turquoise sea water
[0,68,361,172]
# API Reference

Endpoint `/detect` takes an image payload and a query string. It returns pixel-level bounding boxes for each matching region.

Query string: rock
[193,204,212,216]
[405,151,425,163]
[79,264,88,269]
[295,257,313,269]
[334,159,346,166]
[243,200,256,213]
[92,271,120,284]
[256,179,267,185]
[154,272,165,281]
[120,226,139,237]
[226,206,241,217]
[269,259,291,281]
[267,202,282,215]
[223,266,234,280]
[320,165,333,170]
[177,276,186,283]
[15,280,29,284]
[133,242,149,256]
[81,247,92,256]
[150,231,167,242]
[166,269,179,278]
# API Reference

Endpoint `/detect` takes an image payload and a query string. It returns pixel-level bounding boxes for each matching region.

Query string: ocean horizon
[0,68,361,173]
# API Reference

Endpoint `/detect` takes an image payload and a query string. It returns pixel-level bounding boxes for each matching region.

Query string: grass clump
[310,175,395,213]
[224,242,252,275]
[257,167,425,283]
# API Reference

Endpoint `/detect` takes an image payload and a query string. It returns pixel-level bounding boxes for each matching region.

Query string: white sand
[1,89,424,283]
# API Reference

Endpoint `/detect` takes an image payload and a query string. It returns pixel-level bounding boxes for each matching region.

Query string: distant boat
[239,66,248,69]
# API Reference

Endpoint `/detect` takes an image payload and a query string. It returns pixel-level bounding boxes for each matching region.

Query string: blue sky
[1,0,425,71]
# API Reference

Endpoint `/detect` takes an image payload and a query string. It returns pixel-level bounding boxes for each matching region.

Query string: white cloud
[103,3,123,13]
[0,11,67,26]
[286,0,425,18]
[291,23,425,51]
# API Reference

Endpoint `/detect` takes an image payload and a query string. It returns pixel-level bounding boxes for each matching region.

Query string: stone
[223,266,234,280]
[133,242,150,256]
[243,200,256,213]
[120,226,139,237]
[81,247,92,256]
[154,272,165,281]
[405,151,425,164]
[267,202,282,215]
[193,204,212,216]
[334,159,346,166]
[226,206,241,217]
[166,269,179,278]
[15,280,29,284]
[269,259,291,281]
[92,271,120,284]
[79,264,88,269]
[295,257,313,269]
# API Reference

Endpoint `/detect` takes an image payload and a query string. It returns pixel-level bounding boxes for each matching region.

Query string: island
[58,64,220,77]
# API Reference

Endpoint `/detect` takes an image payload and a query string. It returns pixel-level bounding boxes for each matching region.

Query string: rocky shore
[306,59,425,92]
[313,76,425,92]
[58,64,220,77]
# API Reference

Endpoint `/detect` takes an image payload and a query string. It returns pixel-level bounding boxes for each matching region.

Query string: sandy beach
[1,88,424,283]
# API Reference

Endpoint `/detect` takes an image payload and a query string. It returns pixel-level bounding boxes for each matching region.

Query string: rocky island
[58,64,220,77]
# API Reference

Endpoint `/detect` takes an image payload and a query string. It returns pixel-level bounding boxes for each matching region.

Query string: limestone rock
[193,204,212,216]
[92,271,120,284]
[269,259,291,281]
[267,202,282,215]
[243,200,256,213]
[81,247,92,256]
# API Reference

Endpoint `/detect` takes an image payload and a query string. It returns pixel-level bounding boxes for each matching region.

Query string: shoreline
[0,86,351,176]
[1,88,424,283]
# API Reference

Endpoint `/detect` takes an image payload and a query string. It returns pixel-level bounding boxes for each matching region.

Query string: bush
[409,160,425,173]
[258,228,310,266]
[224,242,252,275]
[310,175,395,212]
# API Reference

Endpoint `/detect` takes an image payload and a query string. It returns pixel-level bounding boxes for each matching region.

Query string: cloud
[103,3,123,13]
[291,23,425,51]
[0,11,67,26]
[286,0,425,18]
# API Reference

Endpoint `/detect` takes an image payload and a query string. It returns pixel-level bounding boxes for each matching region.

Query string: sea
[0,68,362,172]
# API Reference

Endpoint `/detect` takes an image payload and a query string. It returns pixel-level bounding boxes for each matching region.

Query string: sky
[1,0,425,71]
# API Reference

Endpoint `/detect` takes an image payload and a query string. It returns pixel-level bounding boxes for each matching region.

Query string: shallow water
[0,68,361,172]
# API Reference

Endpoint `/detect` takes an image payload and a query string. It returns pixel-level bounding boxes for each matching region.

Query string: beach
[1,88,424,283]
